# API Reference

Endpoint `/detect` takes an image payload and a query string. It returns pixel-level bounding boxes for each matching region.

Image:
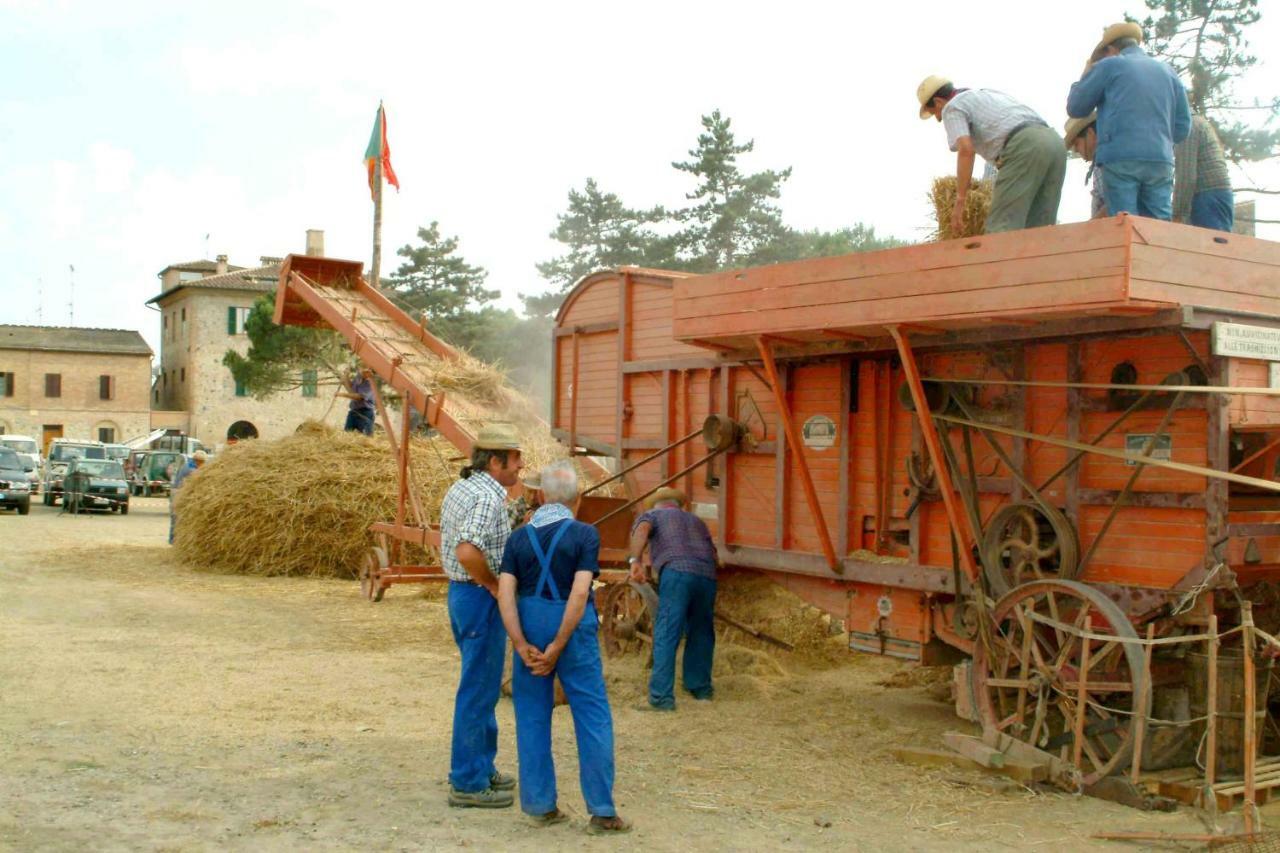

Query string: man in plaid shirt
[440,423,524,809]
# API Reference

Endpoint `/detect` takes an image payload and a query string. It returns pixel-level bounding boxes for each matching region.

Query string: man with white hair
[628,487,719,711]
[496,461,629,834]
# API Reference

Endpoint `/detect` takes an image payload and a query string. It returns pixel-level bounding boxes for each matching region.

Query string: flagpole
[371,118,383,290]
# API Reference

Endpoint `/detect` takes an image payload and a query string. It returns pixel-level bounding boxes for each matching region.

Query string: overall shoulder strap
[527,522,574,601]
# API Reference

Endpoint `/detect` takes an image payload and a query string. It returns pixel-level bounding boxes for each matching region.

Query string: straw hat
[521,473,542,492]
[1095,21,1143,53]
[645,487,687,509]
[916,74,952,119]
[192,450,209,462]
[1063,112,1098,148]
[473,423,521,451]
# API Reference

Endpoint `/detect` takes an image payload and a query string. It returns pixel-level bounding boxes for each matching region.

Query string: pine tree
[525,179,671,318]
[1138,0,1280,167]
[672,110,793,272]
[223,294,348,397]
[390,222,497,319]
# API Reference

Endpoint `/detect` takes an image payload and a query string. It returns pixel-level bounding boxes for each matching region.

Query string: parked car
[0,434,42,494]
[104,443,131,464]
[0,447,32,515]
[42,439,107,506]
[62,458,130,514]
[129,450,185,497]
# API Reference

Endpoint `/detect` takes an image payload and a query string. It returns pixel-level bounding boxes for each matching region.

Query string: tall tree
[752,225,909,266]
[1137,0,1280,167]
[672,109,793,272]
[526,179,671,318]
[223,294,348,397]
[390,222,498,319]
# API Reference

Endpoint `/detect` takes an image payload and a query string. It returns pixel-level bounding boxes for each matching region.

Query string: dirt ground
[0,498,1235,851]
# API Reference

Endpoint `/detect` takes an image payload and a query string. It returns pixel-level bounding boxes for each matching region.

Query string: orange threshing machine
[554,215,1280,793]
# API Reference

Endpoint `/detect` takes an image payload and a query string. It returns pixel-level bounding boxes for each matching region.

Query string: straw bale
[929,176,993,240]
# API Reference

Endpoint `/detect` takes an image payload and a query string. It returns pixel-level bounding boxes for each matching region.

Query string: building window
[234,377,248,397]
[227,306,252,335]
[98,427,115,443]
[180,368,186,383]
[45,373,61,398]
[0,372,13,397]
[99,374,114,400]
[154,389,159,404]
[181,307,186,321]
[301,369,318,397]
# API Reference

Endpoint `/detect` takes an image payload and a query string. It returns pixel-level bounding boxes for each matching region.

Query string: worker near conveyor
[338,367,376,436]
[629,487,718,711]
[439,423,524,808]
[917,75,1067,234]
[168,450,207,545]
[1067,22,1191,221]
[496,461,630,834]
[1174,115,1234,231]
[1064,112,1107,219]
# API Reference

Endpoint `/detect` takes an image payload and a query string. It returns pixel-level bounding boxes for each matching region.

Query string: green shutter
[227,306,237,334]
[301,369,318,398]
[234,377,247,397]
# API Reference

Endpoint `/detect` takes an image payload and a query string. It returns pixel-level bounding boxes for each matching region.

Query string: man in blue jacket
[1067,22,1191,221]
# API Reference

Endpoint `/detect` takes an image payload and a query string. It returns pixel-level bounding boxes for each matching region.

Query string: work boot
[633,701,674,712]
[448,786,514,808]
[490,770,517,791]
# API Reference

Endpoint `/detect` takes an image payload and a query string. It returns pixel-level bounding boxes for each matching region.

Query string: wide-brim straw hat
[192,450,209,461]
[1063,112,1098,148]
[645,486,687,509]
[1095,21,1143,53]
[521,473,542,492]
[473,423,522,451]
[916,74,952,119]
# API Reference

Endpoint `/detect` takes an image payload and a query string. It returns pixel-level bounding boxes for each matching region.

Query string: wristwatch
[627,556,640,565]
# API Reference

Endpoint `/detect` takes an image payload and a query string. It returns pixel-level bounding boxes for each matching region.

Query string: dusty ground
[0,498,1231,851]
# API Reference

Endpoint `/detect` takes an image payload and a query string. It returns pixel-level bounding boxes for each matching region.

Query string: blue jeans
[649,570,717,709]
[1191,188,1235,232]
[512,596,616,817]
[1101,159,1174,220]
[345,408,374,435]
[447,582,506,793]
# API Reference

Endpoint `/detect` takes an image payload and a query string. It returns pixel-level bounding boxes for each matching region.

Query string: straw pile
[173,418,573,578]
[715,574,845,664]
[929,175,994,240]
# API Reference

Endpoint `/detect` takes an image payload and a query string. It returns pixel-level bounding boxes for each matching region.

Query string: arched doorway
[227,420,259,442]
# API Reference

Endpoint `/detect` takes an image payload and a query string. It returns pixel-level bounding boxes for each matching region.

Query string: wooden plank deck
[671,215,1280,350]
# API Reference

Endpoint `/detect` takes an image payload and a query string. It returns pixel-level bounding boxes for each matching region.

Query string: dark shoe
[490,770,516,791]
[448,786,514,809]
[531,808,568,827]
[587,815,632,835]
[689,690,714,701]
[633,701,674,712]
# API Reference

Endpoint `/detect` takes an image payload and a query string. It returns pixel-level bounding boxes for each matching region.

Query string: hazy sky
[2,0,1277,358]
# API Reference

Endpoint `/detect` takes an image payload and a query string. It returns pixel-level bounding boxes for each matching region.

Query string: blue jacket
[1067,46,1191,166]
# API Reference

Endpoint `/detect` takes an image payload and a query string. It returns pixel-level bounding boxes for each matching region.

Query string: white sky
[1,0,1277,359]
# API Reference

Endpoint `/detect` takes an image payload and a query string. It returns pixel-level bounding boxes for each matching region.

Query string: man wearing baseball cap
[439,423,524,808]
[917,75,1067,236]
[1067,22,1191,220]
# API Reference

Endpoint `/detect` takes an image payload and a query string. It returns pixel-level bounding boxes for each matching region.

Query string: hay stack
[929,175,993,240]
[173,417,574,578]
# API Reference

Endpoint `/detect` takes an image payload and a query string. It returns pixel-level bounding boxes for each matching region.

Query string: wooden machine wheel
[973,579,1148,786]
[360,546,388,602]
[599,581,658,657]
[981,501,1080,598]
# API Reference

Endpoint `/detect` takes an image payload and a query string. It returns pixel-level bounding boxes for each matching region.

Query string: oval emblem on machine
[801,414,837,450]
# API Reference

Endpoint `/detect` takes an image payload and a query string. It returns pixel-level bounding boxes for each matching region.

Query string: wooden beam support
[757,337,840,573]
[774,363,790,550]
[553,320,618,337]
[889,325,982,583]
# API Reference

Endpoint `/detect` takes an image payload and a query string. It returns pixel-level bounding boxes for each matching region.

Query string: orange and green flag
[364,103,400,199]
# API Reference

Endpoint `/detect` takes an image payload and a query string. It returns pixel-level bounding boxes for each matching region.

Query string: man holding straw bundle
[917,75,1066,235]
[440,423,524,809]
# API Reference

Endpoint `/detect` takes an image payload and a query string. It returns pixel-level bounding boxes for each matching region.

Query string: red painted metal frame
[756,336,841,572]
[888,325,981,583]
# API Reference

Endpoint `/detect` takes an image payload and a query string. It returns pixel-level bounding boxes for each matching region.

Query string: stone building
[0,325,153,451]
[146,230,346,450]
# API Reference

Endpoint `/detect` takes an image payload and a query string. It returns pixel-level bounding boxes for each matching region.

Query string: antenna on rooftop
[205,232,211,259]
[68,264,75,326]
[36,277,43,325]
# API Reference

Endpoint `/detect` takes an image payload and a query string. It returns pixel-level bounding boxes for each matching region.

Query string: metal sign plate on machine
[1211,321,1280,361]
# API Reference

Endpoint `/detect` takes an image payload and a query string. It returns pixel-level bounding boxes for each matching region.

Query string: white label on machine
[1124,433,1173,465]
[801,415,837,450]
[1211,322,1280,361]
[692,501,717,520]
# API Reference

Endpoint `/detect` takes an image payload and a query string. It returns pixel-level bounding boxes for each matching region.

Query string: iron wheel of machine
[360,546,388,602]
[599,581,658,657]
[972,579,1147,786]
[981,501,1080,598]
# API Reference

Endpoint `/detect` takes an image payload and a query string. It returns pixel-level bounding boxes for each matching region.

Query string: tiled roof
[158,259,247,275]
[0,325,152,356]
[147,262,281,305]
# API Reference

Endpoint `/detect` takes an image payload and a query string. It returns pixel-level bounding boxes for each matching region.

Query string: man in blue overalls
[440,424,524,808]
[496,461,630,834]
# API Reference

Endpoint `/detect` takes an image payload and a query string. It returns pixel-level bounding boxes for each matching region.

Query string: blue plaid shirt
[440,471,510,582]
[632,507,718,579]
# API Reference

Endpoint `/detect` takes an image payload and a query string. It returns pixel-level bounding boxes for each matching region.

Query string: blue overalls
[447,580,506,793]
[512,523,617,818]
